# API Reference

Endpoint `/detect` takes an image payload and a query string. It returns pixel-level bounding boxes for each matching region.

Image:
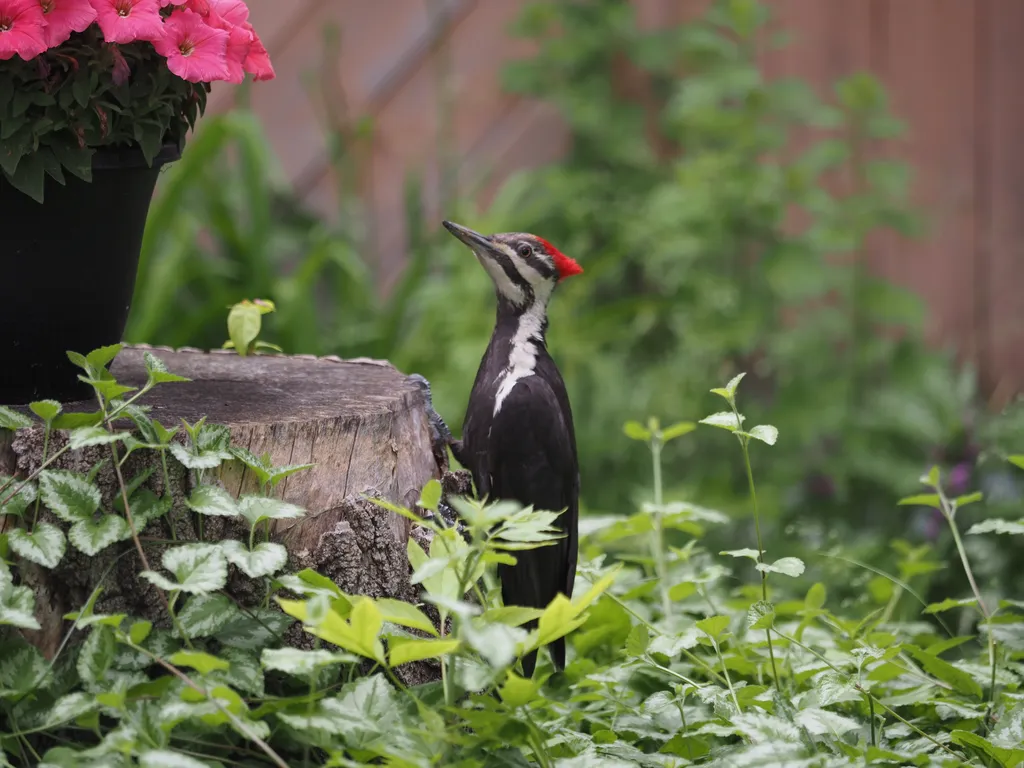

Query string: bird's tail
[518,626,565,679]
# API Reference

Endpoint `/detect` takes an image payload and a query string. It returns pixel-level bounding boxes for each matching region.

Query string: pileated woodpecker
[425,219,584,678]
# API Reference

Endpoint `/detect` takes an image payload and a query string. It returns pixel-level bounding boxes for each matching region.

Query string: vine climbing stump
[2,345,445,662]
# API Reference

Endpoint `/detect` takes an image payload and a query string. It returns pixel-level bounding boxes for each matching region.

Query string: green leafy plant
[222,298,281,356]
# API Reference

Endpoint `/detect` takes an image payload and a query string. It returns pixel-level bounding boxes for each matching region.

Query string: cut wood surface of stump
[1,345,454,678]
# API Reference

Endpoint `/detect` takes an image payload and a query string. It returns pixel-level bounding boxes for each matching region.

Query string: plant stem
[712,638,742,713]
[737,430,779,689]
[28,426,51,531]
[650,435,671,620]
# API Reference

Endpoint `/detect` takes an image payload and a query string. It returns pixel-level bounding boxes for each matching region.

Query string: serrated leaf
[0,584,40,629]
[0,478,36,518]
[238,495,305,526]
[794,707,862,736]
[625,624,650,656]
[388,637,460,666]
[498,671,539,708]
[8,522,66,568]
[141,543,227,594]
[897,493,941,508]
[696,615,730,640]
[723,372,746,396]
[139,749,211,768]
[168,649,229,675]
[68,426,125,450]
[38,469,100,522]
[756,557,805,577]
[77,626,115,688]
[219,540,288,578]
[747,600,775,630]
[261,647,356,677]
[720,548,760,560]
[699,412,744,431]
[29,400,61,424]
[1008,455,1024,471]
[375,598,439,637]
[44,692,97,728]
[143,352,190,384]
[746,424,778,445]
[968,518,1024,535]
[129,620,153,645]
[623,421,651,441]
[954,491,983,508]
[951,730,1024,767]
[85,343,123,370]
[921,465,941,488]
[668,581,696,601]
[903,644,983,698]
[0,406,32,430]
[923,597,978,614]
[185,485,238,517]
[177,594,239,638]
[69,514,130,556]
[418,479,442,512]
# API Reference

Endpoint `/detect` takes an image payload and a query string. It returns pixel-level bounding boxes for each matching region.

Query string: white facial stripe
[477,248,527,305]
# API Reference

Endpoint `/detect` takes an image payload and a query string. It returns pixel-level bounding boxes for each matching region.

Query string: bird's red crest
[535,236,583,280]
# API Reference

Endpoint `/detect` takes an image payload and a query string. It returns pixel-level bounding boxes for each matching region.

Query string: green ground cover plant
[1,351,1021,766]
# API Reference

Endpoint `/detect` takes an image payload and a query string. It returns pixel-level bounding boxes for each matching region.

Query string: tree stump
[1,345,452,673]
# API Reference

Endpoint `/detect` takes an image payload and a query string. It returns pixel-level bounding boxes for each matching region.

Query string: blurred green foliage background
[125,0,1023,602]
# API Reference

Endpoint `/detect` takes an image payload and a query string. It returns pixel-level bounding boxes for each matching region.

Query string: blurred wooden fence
[210,0,1024,396]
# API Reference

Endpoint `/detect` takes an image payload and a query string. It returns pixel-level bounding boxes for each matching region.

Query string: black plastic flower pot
[0,144,180,405]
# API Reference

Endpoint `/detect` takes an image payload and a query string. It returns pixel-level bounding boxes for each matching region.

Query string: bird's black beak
[442,220,493,253]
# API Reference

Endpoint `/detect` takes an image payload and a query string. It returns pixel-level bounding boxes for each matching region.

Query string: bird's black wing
[486,375,579,619]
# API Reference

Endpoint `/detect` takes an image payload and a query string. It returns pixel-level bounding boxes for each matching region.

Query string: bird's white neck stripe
[493,305,545,416]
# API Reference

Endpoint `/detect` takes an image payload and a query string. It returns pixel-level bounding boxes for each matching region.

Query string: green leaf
[185,485,238,517]
[29,400,61,424]
[279,596,385,662]
[8,522,66,568]
[85,344,124,371]
[0,584,40,630]
[143,352,190,384]
[168,649,230,675]
[228,302,262,356]
[747,600,775,630]
[498,671,539,708]
[805,583,827,610]
[38,470,100,522]
[954,491,983,508]
[623,421,651,441]
[238,495,305,526]
[756,557,805,578]
[903,644,983,698]
[0,406,32,430]
[897,493,941,508]
[68,514,130,556]
[418,479,442,512]
[699,412,744,432]
[261,647,356,677]
[219,540,288,578]
[923,597,979,614]
[661,421,696,442]
[139,750,212,768]
[140,543,228,594]
[177,594,239,638]
[625,624,650,656]
[720,548,760,560]
[668,582,696,601]
[0,478,36,518]
[951,730,1024,767]
[746,424,778,445]
[967,518,1024,536]
[67,426,125,450]
[51,411,103,430]
[375,598,439,637]
[696,615,730,640]
[129,620,153,645]
[388,637,460,666]
[794,707,862,736]
[1007,455,1024,471]
[920,465,941,488]
[76,626,115,688]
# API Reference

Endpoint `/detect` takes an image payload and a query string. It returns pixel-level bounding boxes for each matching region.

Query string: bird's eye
[517,243,532,257]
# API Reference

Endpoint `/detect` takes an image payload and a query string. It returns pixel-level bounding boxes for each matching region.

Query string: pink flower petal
[89,0,163,44]
[39,0,97,48]
[241,22,272,80]
[0,0,47,60]
[153,7,228,82]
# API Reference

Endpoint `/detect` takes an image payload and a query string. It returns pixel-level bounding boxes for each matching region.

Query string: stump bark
[1,345,453,671]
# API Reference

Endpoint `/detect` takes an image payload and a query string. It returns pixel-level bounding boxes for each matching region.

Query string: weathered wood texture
[2,346,444,662]
[208,0,1024,395]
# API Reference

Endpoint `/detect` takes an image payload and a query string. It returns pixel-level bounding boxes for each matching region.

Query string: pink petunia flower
[159,0,207,15]
[90,0,163,44]
[207,0,244,25]
[241,22,271,80]
[38,0,97,48]
[0,0,47,60]
[153,7,228,82]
